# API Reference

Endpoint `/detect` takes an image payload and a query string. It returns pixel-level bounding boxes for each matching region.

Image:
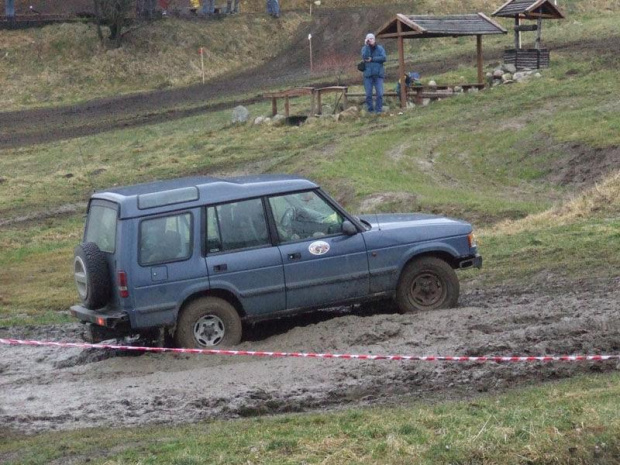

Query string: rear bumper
[70,305,130,330]
[458,254,482,269]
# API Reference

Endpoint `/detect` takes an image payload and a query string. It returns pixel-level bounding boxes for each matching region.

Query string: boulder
[272,114,287,126]
[428,80,437,87]
[338,106,359,121]
[253,116,266,125]
[421,98,431,106]
[232,106,250,123]
[502,63,517,74]
[454,85,463,93]
[535,72,542,78]
[493,69,504,78]
[502,73,513,82]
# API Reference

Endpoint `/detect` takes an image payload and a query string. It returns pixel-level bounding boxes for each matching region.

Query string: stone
[304,116,319,126]
[272,114,286,126]
[493,69,504,78]
[502,63,517,74]
[231,105,250,123]
[502,73,513,82]
[428,80,437,87]
[486,72,493,78]
[503,80,515,84]
[321,104,333,115]
[469,87,479,93]
[421,98,431,106]
[535,73,542,78]
[338,106,359,121]
[513,72,530,82]
[253,116,266,125]
[454,85,463,93]
[406,101,416,109]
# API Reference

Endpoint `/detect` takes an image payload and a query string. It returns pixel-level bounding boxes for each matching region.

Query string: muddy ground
[1,277,619,434]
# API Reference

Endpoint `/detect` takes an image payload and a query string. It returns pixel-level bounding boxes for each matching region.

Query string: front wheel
[396,257,459,313]
[175,297,242,348]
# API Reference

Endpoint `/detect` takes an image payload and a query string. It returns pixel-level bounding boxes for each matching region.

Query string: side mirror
[342,221,358,236]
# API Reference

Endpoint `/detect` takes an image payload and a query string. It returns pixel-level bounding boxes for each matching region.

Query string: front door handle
[288,252,302,260]
[213,264,228,272]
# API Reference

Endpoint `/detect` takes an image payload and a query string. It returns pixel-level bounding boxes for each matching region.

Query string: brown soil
[1,277,619,434]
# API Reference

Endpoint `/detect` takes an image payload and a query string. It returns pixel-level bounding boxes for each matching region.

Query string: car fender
[397,242,460,276]
[175,280,243,315]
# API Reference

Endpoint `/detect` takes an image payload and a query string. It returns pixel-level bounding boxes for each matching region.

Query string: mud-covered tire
[175,297,242,348]
[396,257,459,313]
[74,242,111,310]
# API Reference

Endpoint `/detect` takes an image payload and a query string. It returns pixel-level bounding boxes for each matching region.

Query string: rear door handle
[288,252,302,260]
[213,264,228,272]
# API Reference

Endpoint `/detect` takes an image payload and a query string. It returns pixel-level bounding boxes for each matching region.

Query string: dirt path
[1,278,618,434]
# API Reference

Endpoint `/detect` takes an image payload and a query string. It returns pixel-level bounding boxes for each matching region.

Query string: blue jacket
[361,44,386,78]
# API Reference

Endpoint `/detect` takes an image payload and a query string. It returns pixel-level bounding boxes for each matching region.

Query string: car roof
[91,175,319,219]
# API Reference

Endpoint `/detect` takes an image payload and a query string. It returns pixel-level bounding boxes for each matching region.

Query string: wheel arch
[398,246,460,279]
[178,288,246,321]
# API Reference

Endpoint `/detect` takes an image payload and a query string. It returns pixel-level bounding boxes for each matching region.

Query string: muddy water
[1,278,619,434]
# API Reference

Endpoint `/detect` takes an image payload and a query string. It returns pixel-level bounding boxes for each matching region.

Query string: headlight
[468,232,477,248]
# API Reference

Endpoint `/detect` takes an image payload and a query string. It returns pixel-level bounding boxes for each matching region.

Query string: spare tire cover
[73,242,111,310]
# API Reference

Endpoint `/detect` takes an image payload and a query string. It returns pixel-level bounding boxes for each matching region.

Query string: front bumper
[458,254,483,269]
[70,305,130,330]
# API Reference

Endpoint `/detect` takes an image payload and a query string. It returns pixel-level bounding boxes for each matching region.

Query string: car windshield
[85,204,118,253]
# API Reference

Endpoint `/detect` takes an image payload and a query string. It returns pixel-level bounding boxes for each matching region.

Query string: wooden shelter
[492,0,565,70]
[375,14,507,108]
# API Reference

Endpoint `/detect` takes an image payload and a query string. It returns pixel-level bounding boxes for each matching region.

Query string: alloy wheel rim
[193,315,226,347]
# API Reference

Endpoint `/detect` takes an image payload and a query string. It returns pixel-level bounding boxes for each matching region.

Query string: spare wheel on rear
[74,242,111,310]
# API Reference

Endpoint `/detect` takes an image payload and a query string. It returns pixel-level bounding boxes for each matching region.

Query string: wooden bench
[263,86,348,117]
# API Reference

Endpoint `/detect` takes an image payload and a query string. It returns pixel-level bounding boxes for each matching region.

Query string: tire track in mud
[1,278,618,433]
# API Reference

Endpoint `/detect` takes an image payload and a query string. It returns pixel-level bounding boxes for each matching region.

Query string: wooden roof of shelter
[492,0,565,19]
[375,13,507,39]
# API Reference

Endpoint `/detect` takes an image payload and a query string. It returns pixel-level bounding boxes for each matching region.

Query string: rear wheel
[175,297,242,348]
[396,257,459,313]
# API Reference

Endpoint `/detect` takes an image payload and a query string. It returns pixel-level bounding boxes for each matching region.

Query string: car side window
[206,198,270,253]
[269,191,344,243]
[140,213,192,266]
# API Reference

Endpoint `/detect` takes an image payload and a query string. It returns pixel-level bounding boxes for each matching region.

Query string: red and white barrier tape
[1,338,618,363]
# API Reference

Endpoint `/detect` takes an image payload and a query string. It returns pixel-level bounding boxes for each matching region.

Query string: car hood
[358,213,471,232]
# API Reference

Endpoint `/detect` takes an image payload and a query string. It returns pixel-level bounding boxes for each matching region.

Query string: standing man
[226,0,240,14]
[361,33,386,114]
[6,0,15,19]
[267,0,280,18]
[200,0,215,15]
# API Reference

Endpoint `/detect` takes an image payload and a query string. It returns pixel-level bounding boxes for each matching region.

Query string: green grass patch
[2,373,620,464]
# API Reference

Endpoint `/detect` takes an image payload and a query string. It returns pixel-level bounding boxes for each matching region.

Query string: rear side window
[206,199,270,253]
[85,205,117,253]
[140,213,192,266]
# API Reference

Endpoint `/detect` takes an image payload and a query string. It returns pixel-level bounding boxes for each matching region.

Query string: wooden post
[200,47,205,84]
[476,35,483,85]
[317,90,322,115]
[285,96,290,117]
[308,34,313,73]
[515,16,521,49]
[272,97,277,116]
[397,21,406,109]
[536,15,543,50]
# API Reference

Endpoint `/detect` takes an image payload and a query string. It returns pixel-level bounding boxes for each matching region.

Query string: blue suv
[71,175,481,347]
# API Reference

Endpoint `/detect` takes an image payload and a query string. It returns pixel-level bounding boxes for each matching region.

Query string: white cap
[365,33,375,42]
